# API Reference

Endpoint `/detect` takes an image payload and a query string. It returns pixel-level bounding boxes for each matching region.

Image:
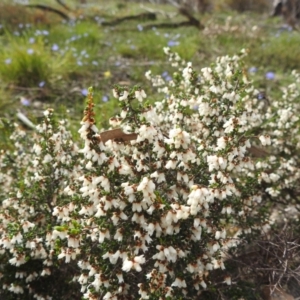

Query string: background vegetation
[0,0,299,138]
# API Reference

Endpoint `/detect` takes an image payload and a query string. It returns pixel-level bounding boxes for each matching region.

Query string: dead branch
[56,0,72,12]
[139,4,178,19]
[143,6,204,30]
[25,4,69,20]
[101,6,204,30]
[178,6,204,29]
[101,12,156,26]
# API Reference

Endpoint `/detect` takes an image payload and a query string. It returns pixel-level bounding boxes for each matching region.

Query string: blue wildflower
[51,44,59,51]
[167,40,179,47]
[162,71,169,78]
[257,92,265,100]
[248,67,257,73]
[81,89,88,96]
[265,72,275,80]
[20,97,30,106]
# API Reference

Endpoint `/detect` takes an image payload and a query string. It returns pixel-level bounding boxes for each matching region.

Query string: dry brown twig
[225,225,300,297]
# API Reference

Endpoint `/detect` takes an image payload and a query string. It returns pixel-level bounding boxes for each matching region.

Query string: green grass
[251,31,300,71]
[0,33,79,87]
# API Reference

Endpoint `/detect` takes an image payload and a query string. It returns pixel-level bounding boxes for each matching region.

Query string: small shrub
[0,112,82,299]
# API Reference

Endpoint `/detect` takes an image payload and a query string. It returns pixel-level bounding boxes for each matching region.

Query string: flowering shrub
[57,48,270,300]
[256,70,300,213]
[1,48,294,299]
[0,113,82,299]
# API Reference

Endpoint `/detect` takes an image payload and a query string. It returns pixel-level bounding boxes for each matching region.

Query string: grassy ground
[0,0,299,146]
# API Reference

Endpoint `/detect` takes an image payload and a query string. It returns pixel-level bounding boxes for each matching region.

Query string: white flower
[67,237,80,248]
[9,254,26,266]
[116,272,124,283]
[165,160,177,169]
[215,231,221,240]
[259,135,271,146]
[112,88,119,98]
[216,136,227,150]
[42,153,53,164]
[224,276,231,285]
[164,246,177,262]
[11,232,23,244]
[135,89,147,102]
[9,284,24,294]
[207,155,219,171]
[137,177,155,194]
[114,229,123,241]
[171,277,187,288]
[200,280,207,289]
[201,67,213,81]
[269,173,280,182]
[137,125,157,142]
[265,187,280,197]
[150,171,166,183]
[33,143,42,155]
[167,128,190,149]
[41,268,51,276]
[163,47,170,55]
[22,221,35,233]
[119,91,129,101]
[99,229,110,243]
[122,255,145,272]
[223,117,236,133]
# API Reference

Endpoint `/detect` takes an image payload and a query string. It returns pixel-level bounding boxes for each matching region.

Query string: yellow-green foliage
[0,34,77,87]
[251,32,300,71]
